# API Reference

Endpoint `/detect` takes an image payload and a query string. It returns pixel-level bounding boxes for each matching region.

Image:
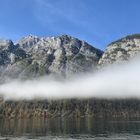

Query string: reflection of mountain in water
[1,117,140,139]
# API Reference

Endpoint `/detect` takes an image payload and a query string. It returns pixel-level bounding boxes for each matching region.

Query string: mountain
[1,34,140,119]
[0,35,103,81]
[99,34,140,65]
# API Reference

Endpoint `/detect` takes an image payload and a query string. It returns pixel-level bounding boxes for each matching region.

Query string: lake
[0,117,140,139]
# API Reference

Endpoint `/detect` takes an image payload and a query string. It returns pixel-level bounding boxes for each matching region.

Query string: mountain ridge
[0,34,103,81]
[1,33,140,81]
[99,34,140,65]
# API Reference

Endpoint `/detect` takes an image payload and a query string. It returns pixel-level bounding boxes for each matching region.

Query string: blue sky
[0,0,140,50]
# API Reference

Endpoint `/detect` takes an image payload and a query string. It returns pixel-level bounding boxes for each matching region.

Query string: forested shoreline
[0,99,140,119]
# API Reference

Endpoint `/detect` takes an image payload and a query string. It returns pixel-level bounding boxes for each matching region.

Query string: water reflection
[0,117,140,137]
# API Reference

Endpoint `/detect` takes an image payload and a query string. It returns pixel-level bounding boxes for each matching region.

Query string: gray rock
[98,34,140,66]
[0,39,16,75]
[16,34,40,51]
[0,35,103,80]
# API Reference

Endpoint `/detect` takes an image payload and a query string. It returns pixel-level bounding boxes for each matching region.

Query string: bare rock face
[98,34,140,66]
[0,39,22,77]
[0,35,103,80]
[16,35,40,51]
[0,39,15,65]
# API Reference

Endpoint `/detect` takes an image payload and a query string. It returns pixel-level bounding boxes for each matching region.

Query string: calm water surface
[0,117,140,139]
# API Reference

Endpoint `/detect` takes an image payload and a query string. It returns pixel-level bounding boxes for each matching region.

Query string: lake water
[0,117,140,139]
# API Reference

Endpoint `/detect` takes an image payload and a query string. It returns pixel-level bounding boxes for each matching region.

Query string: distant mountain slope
[0,35,103,81]
[99,34,140,65]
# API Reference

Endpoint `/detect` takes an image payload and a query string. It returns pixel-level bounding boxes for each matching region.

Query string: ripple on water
[1,134,140,140]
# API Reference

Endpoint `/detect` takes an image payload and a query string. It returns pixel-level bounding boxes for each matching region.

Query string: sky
[0,0,140,50]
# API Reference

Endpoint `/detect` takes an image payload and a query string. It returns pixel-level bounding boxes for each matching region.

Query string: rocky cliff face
[99,34,140,66]
[0,35,103,81]
[0,39,27,80]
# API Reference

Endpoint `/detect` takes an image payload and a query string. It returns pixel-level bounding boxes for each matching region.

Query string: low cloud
[0,56,140,100]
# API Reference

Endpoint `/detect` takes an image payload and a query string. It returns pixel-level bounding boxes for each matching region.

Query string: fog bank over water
[0,56,140,100]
